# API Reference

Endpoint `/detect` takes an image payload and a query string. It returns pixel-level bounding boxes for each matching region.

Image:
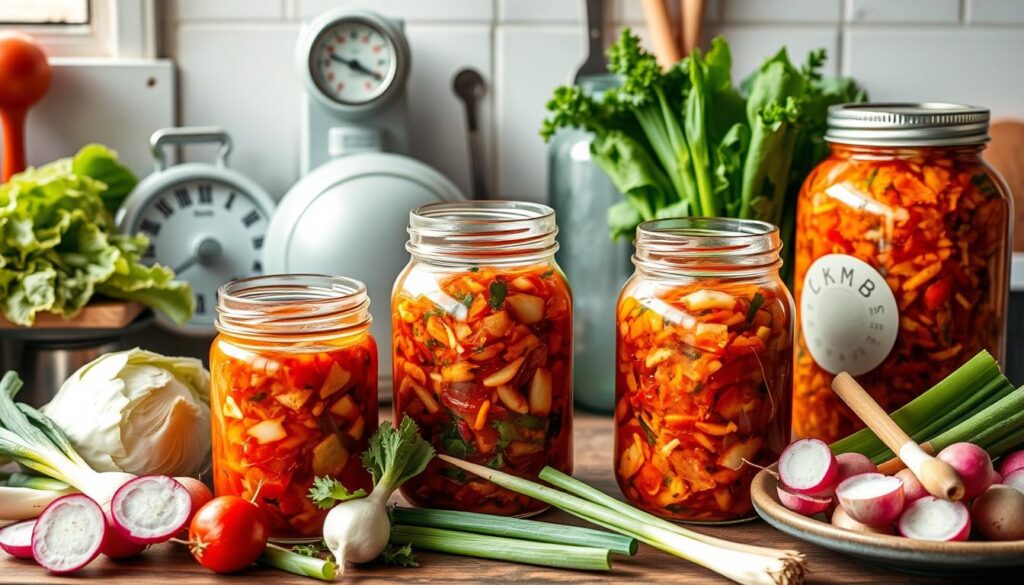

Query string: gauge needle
[175,238,222,274]
[328,53,383,81]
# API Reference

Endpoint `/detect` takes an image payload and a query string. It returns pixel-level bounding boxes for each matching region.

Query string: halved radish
[816,453,877,497]
[777,486,831,516]
[778,439,837,495]
[936,442,994,500]
[835,473,905,526]
[898,496,970,542]
[998,449,1024,478]
[0,520,35,559]
[831,506,895,535]
[110,476,191,544]
[1002,468,1024,494]
[101,514,148,559]
[895,468,929,504]
[32,494,106,573]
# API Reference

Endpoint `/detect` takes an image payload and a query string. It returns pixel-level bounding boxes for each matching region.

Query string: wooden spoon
[831,372,965,501]
[0,33,51,182]
[640,0,681,69]
[680,0,705,56]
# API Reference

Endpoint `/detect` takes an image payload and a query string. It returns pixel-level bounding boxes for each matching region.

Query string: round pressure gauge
[297,8,410,113]
[117,127,276,337]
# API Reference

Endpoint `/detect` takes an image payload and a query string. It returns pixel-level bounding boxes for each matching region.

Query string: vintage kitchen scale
[265,7,464,395]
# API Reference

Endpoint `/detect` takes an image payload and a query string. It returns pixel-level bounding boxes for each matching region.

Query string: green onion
[259,544,336,581]
[391,506,637,556]
[439,455,805,585]
[389,525,611,571]
[831,351,1009,458]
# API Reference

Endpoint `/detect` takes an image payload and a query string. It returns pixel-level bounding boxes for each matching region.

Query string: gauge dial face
[309,18,398,106]
[131,178,271,334]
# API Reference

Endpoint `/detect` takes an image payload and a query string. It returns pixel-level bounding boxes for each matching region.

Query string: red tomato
[188,496,268,574]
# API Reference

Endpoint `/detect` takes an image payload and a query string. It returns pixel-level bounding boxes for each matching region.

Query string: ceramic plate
[750,466,1024,575]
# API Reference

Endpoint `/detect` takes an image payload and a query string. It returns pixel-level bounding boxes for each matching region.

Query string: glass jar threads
[792,104,1012,443]
[211,274,378,541]
[614,218,793,522]
[392,200,573,515]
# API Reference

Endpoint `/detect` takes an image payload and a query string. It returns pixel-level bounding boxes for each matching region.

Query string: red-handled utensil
[0,32,51,182]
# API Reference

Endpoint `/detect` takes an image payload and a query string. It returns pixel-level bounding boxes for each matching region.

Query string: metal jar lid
[825,103,990,146]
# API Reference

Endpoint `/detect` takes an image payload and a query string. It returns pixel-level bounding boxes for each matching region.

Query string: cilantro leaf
[361,416,436,491]
[307,476,367,509]
[378,543,418,567]
[292,540,332,560]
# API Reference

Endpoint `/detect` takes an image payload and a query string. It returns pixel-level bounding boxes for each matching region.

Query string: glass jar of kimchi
[393,200,573,515]
[615,218,793,523]
[211,274,378,541]
[793,103,1011,443]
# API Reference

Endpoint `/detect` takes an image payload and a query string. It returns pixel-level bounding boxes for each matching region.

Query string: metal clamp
[150,126,232,171]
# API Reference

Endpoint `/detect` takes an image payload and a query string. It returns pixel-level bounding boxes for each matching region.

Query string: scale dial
[309,19,397,106]
[119,170,275,336]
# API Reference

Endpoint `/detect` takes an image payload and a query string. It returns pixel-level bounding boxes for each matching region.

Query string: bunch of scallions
[440,455,806,585]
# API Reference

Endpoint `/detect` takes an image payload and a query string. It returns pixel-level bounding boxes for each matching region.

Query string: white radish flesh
[898,496,970,542]
[895,468,929,504]
[835,473,905,526]
[778,439,837,495]
[1003,468,1024,494]
[936,442,994,500]
[998,449,1024,478]
[817,453,877,497]
[777,486,831,516]
[972,485,1024,541]
[110,476,191,544]
[32,495,106,573]
[0,520,35,559]
[830,506,895,535]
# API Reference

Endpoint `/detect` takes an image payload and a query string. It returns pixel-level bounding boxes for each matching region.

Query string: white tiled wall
[163,0,1024,203]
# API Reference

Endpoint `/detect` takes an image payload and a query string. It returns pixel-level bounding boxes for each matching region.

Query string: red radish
[830,506,895,535]
[110,476,191,544]
[835,473,905,526]
[777,486,831,516]
[991,470,1003,485]
[1002,468,1024,493]
[972,485,1024,541]
[778,439,837,495]
[998,449,1024,478]
[898,496,970,542]
[32,494,106,573]
[101,516,148,559]
[895,468,929,504]
[936,442,994,500]
[0,520,35,559]
[817,453,877,497]
[175,477,213,536]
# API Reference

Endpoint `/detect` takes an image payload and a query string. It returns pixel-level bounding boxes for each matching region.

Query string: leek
[259,544,337,581]
[7,472,73,492]
[391,507,637,556]
[389,525,612,571]
[439,455,805,585]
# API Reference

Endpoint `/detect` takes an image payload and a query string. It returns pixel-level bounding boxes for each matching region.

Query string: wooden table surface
[0,409,999,584]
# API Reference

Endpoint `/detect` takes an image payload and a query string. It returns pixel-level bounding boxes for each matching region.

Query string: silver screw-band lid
[825,102,990,146]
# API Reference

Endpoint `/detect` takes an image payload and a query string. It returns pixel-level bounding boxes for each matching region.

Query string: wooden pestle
[831,372,965,501]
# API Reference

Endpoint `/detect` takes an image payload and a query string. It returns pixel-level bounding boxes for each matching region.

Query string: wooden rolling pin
[832,372,965,501]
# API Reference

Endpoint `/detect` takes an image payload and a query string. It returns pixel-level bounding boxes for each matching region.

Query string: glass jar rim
[216,273,371,341]
[633,217,782,278]
[407,200,559,265]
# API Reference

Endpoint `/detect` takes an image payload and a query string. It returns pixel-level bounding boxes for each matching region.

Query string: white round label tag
[800,254,899,376]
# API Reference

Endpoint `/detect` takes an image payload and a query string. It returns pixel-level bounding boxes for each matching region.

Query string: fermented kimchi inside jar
[211,275,378,541]
[793,103,1011,443]
[393,201,573,515]
[615,218,793,522]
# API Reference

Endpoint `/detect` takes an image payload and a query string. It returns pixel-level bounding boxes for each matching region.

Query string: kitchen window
[0,0,155,58]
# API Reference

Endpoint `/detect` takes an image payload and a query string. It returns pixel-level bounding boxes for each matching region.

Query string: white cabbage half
[42,348,211,477]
